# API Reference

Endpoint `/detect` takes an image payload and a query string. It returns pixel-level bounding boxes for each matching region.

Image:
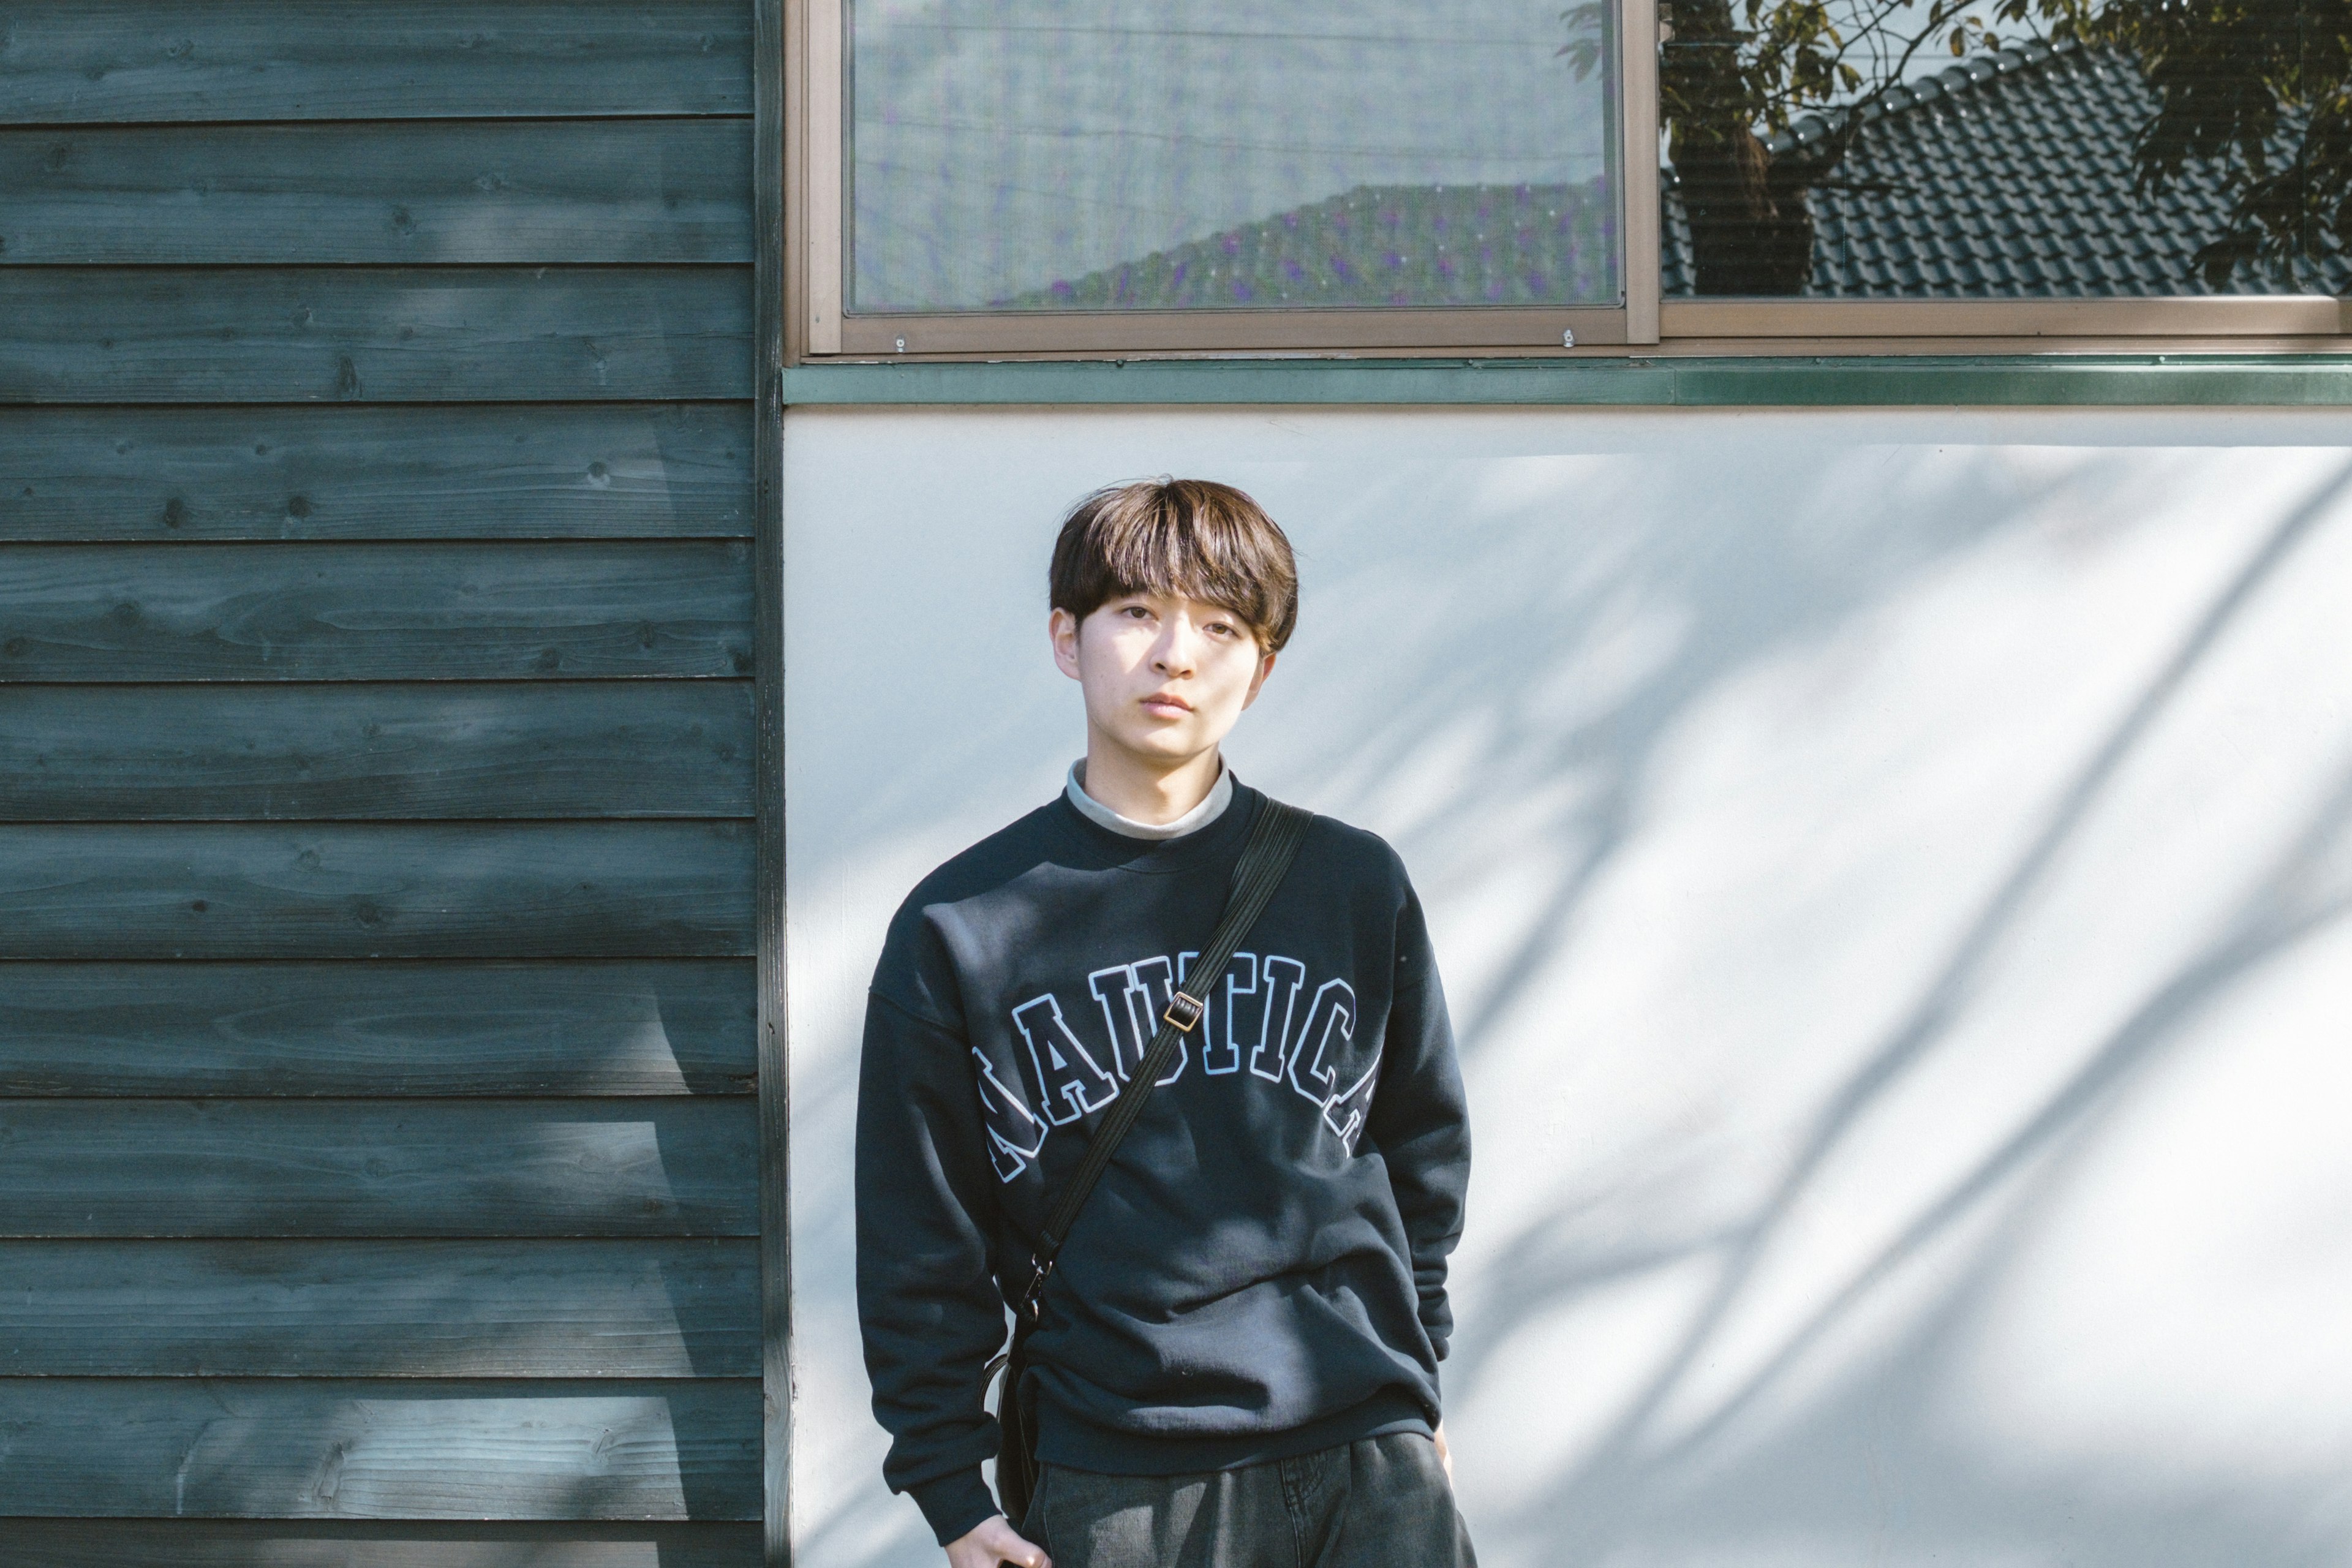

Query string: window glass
[848,0,1623,314]
[1660,2,2346,298]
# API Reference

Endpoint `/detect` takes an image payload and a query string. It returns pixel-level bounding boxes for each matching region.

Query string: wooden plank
[0,1,752,123]
[0,404,755,542]
[0,1238,757,1376]
[0,269,750,404]
[0,1378,760,1519]
[1,1521,759,1568]
[0,121,752,265]
[0,541,752,682]
[0,683,756,819]
[750,2,793,1560]
[0,822,755,959]
[0,959,757,1097]
[0,1099,758,1237]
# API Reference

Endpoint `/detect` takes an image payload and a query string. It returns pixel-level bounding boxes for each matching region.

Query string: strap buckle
[1162,990,1205,1033]
[1017,1257,1054,1321]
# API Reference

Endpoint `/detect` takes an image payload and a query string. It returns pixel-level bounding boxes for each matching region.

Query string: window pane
[848,0,1622,314]
[1660,10,2347,298]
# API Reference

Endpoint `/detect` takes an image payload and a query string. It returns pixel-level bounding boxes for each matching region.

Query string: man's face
[1052,591,1275,767]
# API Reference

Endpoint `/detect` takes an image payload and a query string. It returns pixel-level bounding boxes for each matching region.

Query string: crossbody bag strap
[1012,796,1315,1321]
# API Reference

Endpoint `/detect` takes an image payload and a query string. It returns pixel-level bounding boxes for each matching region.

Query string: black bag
[989,1311,1042,1528]
[986,797,1315,1526]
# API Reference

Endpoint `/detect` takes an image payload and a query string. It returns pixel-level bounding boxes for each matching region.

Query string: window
[790,0,2351,355]
[797,0,1654,353]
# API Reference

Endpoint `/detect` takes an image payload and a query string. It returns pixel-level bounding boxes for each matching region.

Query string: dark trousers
[1021,1433,1477,1568]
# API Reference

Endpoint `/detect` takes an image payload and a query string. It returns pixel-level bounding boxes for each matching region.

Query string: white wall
[784,404,2352,1568]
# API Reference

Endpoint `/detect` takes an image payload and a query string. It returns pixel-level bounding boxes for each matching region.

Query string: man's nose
[1152,620,1199,676]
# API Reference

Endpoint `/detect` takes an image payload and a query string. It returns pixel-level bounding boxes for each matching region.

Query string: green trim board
[0,1238,756,1376]
[748,0,794,1562]
[0,0,753,124]
[2,404,755,542]
[0,960,755,1098]
[0,541,754,683]
[0,1521,760,1568]
[781,355,2352,408]
[0,1099,757,1237]
[0,269,752,404]
[0,821,755,960]
[0,1378,759,1518]
[0,684,755,822]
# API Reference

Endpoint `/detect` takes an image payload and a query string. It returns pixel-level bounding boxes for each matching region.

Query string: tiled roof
[1003,39,2332,308]
[995,179,1619,310]
[1662,39,2349,296]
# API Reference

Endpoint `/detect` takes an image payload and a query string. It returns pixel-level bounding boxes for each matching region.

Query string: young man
[856,480,1474,1568]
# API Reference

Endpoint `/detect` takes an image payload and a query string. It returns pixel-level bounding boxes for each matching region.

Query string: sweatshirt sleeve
[854,987,1010,1545]
[1366,883,1471,1362]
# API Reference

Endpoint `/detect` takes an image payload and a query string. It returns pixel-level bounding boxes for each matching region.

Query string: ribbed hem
[908,1467,1000,1546]
[1034,1389,1431,1477]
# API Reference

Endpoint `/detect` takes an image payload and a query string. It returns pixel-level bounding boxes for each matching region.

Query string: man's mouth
[1142,693,1193,714]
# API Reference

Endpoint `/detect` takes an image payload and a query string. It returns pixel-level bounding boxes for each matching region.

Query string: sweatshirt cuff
[910,1468,1001,1546]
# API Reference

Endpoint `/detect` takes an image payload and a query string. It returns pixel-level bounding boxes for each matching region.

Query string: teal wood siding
[1,4,765,1562]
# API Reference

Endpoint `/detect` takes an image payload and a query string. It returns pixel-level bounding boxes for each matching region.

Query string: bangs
[1050,479,1299,652]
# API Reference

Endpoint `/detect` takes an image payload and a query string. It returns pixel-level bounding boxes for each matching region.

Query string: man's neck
[1079,741,1223,826]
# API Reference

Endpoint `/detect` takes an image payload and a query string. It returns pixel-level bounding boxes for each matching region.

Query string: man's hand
[946,1513,1050,1568]
[1433,1422,1454,1482]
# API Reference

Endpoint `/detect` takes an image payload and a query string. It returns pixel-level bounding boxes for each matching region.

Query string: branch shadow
[785,418,2352,1566]
[1438,456,2352,1562]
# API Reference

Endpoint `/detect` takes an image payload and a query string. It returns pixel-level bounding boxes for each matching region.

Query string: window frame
[785,0,2352,362]
[790,0,1660,358]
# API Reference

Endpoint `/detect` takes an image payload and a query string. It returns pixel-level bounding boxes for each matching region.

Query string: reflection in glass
[848,0,1621,313]
[1660,0,2348,296]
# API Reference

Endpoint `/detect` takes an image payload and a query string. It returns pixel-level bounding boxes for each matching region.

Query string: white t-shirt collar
[1065,758,1234,840]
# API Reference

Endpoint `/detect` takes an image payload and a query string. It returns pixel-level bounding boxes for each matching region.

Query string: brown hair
[1049,478,1299,652]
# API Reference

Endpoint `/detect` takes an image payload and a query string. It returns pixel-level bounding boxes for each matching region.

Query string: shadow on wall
[783,411,2352,1568]
[1388,455,2352,1568]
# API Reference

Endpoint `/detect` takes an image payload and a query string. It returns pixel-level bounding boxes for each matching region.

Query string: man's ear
[1240,650,1277,709]
[1050,606,1084,681]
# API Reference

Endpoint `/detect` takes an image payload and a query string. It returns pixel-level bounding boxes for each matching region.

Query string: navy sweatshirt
[855,781,1471,1545]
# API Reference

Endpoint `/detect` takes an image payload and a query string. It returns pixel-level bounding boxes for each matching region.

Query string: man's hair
[1049,478,1300,653]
